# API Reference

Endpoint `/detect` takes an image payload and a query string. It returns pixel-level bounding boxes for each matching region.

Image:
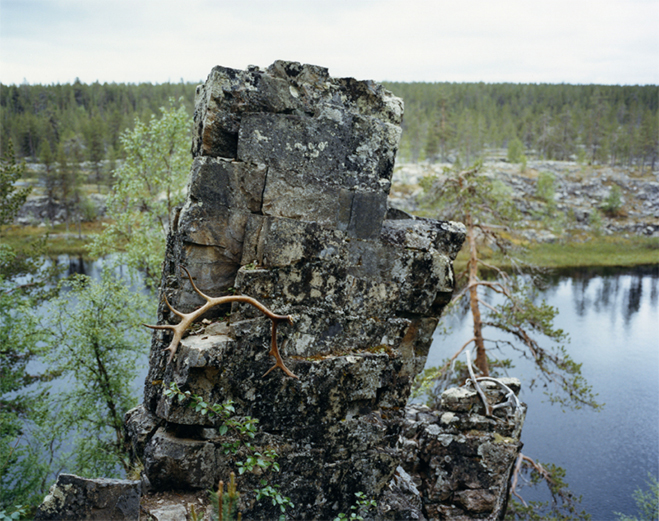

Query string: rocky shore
[389,159,659,242]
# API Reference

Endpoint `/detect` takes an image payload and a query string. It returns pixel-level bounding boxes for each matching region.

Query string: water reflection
[427,265,659,519]
[446,266,659,329]
[548,265,659,325]
[66,255,87,276]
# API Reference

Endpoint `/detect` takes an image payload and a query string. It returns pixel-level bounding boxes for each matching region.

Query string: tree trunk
[467,212,489,376]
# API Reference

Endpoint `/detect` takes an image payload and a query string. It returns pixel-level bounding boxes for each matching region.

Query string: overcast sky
[1,0,658,86]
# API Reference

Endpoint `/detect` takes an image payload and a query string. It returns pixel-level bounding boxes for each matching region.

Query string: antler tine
[181,266,214,302]
[163,293,185,318]
[143,323,176,331]
[143,266,298,376]
[262,317,299,379]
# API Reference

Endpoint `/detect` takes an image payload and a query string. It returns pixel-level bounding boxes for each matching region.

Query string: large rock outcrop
[125,61,476,519]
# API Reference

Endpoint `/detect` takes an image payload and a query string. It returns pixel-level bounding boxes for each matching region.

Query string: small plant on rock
[163,382,294,518]
[209,472,240,521]
[334,492,377,521]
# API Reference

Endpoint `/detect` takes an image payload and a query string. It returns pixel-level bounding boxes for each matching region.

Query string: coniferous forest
[1,80,657,172]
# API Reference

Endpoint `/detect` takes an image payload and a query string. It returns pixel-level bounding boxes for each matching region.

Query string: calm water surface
[426,266,659,520]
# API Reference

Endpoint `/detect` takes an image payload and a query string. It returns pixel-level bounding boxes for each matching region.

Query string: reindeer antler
[144,267,298,379]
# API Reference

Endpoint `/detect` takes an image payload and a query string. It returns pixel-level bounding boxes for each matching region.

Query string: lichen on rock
[122,60,524,520]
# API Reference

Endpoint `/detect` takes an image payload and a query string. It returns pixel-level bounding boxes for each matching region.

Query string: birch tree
[89,99,191,282]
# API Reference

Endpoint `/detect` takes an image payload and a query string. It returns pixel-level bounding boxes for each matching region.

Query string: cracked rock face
[127,61,467,520]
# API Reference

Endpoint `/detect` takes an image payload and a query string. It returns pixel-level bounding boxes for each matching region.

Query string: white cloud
[1,0,657,85]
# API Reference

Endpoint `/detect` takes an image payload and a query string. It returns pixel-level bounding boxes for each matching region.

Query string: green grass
[453,235,659,273]
[0,221,107,258]
[517,236,659,269]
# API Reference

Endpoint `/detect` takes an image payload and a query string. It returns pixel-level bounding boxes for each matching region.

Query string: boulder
[35,474,140,521]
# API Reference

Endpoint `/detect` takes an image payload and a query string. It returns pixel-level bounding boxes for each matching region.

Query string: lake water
[426,266,659,519]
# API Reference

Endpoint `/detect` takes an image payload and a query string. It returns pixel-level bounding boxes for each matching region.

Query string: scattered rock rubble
[390,160,659,241]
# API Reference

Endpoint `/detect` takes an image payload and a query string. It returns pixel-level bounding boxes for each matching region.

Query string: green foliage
[537,171,556,204]
[0,82,196,162]
[89,98,191,281]
[520,153,528,173]
[236,450,280,476]
[0,277,50,510]
[418,162,599,410]
[163,383,294,518]
[600,185,624,216]
[256,481,295,514]
[0,281,48,510]
[615,474,659,521]
[39,270,153,477]
[209,472,240,521]
[419,160,519,227]
[163,383,261,454]
[0,140,31,231]
[588,209,604,234]
[0,505,27,521]
[0,241,62,513]
[487,282,599,411]
[334,492,377,521]
[383,81,658,168]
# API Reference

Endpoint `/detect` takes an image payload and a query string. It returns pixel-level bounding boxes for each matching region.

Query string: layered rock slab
[34,474,141,521]
[128,61,466,519]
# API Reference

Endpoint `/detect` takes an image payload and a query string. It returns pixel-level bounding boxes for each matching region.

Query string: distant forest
[1,80,657,175]
[384,82,658,167]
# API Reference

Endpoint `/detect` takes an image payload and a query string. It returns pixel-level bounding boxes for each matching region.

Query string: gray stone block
[35,474,140,520]
[187,156,267,213]
[238,112,399,194]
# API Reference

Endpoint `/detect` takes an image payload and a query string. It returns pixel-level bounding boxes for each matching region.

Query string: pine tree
[417,162,599,408]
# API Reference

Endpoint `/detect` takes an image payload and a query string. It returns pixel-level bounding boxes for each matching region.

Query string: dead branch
[440,337,477,374]
[510,453,572,507]
[476,298,499,315]
[144,267,298,378]
[465,280,509,295]
[477,258,511,282]
[465,350,491,415]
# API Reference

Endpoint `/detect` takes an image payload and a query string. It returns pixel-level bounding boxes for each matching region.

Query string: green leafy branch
[255,480,294,514]
[334,492,377,521]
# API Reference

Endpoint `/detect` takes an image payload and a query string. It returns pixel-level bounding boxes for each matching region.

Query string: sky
[1,0,658,86]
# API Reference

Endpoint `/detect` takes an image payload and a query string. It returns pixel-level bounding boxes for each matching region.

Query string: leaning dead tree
[145,267,297,378]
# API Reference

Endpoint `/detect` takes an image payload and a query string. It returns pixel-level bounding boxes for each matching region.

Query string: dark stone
[398,382,525,520]
[35,474,140,521]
